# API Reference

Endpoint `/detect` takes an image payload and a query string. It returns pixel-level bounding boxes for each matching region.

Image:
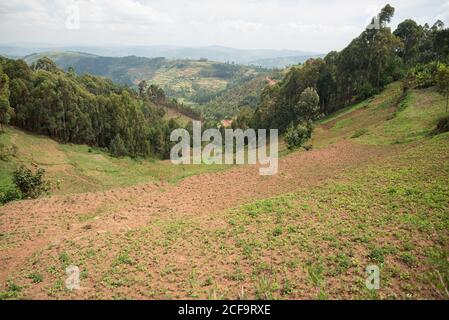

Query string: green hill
[23,52,267,107]
[1,83,448,299]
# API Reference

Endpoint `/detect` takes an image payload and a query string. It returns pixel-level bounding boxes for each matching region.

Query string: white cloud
[0,0,447,51]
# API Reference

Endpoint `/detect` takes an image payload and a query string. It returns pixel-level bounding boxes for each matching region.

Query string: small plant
[351,128,368,139]
[368,247,385,264]
[27,272,43,284]
[12,166,51,199]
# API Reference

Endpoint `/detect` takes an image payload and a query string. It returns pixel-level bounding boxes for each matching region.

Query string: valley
[0,2,448,302]
[1,83,448,299]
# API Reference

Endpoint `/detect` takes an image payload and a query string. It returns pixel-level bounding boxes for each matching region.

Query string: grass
[1,85,448,300]
[313,83,448,148]
[0,127,228,195]
[6,131,447,299]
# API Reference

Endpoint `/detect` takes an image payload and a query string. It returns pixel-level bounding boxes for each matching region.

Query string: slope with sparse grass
[0,83,448,300]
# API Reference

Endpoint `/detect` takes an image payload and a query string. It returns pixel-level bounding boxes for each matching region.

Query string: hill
[22,52,267,106]
[198,72,283,119]
[1,44,321,66]
[249,54,326,69]
[1,83,448,299]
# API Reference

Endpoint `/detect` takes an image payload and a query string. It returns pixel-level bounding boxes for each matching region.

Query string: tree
[436,64,449,112]
[34,57,58,72]
[0,72,13,131]
[294,87,321,122]
[394,19,423,64]
[109,134,128,157]
[379,4,395,26]
[138,80,147,97]
[12,166,51,199]
[284,120,313,150]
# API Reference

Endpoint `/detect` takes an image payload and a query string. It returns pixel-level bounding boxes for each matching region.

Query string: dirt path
[0,141,397,284]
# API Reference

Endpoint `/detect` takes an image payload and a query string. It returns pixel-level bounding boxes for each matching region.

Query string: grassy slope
[1,83,448,299]
[0,127,226,195]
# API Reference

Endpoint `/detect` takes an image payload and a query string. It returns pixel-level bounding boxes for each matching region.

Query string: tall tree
[0,71,13,131]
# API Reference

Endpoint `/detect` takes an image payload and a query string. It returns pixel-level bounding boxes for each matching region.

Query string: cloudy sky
[0,0,448,52]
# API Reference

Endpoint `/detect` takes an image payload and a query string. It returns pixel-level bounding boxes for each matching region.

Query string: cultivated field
[0,84,448,299]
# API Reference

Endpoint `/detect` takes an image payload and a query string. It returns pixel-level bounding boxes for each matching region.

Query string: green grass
[0,127,228,196]
[314,83,447,148]
[358,88,448,145]
[2,85,448,299]
[10,132,447,299]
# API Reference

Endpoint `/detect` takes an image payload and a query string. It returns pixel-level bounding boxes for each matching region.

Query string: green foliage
[408,62,439,88]
[109,134,128,157]
[12,166,51,199]
[249,7,449,138]
[0,187,22,205]
[0,56,187,159]
[436,64,449,112]
[434,115,449,134]
[284,120,313,150]
[295,87,321,121]
[351,128,368,139]
[0,72,14,130]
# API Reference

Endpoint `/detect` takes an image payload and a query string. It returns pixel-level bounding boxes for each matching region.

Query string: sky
[0,0,448,53]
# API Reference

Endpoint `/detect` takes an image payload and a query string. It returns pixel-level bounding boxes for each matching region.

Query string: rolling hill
[2,44,322,67]
[23,52,267,106]
[0,83,448,299]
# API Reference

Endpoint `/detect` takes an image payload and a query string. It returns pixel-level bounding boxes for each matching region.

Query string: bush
[435,115,449,134]
[0,143,17,160]
[351,128,368,139]
[0,188,22,205]
[12,166,51,199]
[284,121,313,150]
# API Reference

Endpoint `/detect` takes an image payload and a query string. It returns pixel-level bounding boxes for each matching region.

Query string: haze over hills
[0,44,322,68]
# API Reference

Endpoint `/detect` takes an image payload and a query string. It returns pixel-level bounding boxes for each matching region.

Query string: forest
[0,56,187,159]
[1,5,449,158]
[233,5,449,142]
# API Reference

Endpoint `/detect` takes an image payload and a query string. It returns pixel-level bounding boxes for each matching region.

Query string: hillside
[23,52,266,106]
[2,45,321,66]
[249,54,326,69]
[1,83,448,299]
[198,72,283,119]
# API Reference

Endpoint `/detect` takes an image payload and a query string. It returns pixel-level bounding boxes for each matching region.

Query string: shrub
[0,188,22,205]
[351,128,368,139]
[434,115,449,134]
[284,121,313,150]
[0,143,17,161]
[12,166,51,199]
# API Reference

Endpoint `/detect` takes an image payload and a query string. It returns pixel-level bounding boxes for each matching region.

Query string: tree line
[234,5,449,141]
[0,56,186,159]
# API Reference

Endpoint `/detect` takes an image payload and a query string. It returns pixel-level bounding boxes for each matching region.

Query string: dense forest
[235,5,449,138]
[0,56,188,159]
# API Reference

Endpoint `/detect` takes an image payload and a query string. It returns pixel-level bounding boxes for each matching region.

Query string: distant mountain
[249,54,326,69]
[23,51,98,69]
[0,44,322,66]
